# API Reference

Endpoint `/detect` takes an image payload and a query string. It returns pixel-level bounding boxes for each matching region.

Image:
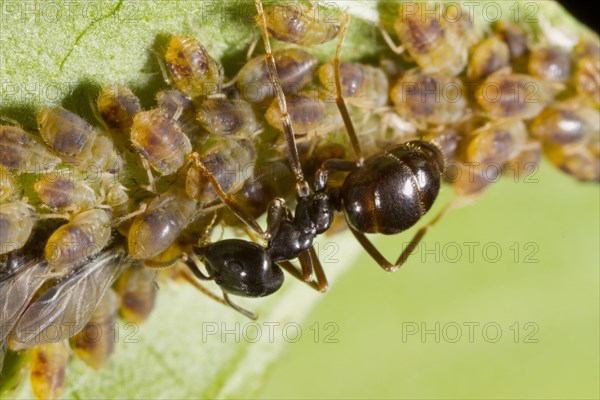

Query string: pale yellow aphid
[0,201,35,255]
[467,36,510,81]
[70,288,118,370]
[128,188,196,260]
[29,341,70,400]
[116,263,157,324]
[37,107,122,173]
[34,176,97,212]
[44,208,112,272]
[97,83,142,130]
[0,125,60,171]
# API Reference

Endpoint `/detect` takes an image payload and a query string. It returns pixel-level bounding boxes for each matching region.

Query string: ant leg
[178,266,257,320]
[188,153,267,239]
[348,199,470,272]
[334,14,364,165]
[314,159,357,191]
[255,0,310,199]
[223,292,258,320]
[277,249,328,292]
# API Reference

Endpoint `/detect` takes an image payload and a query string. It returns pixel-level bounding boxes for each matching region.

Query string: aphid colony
[1,1,599,398]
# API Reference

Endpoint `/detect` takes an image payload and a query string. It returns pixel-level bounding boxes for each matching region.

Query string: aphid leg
[139,157,157,193]
[334,14,364,165]
[88,96,109,130]
[378,24,405,55]
[348,197,474,272]
[255,0,310,199]
[0,116,22,128]
[245,33,260,60]
[112,203,147,226]
[153,50,172,85]
[189,153,267,238]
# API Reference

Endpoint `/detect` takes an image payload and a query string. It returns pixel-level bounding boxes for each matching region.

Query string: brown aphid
[70,289,118,370]
[186,135,257,204]
[467,36,510,80]
[393,2,467,75]
[573,38,600,104]
[475,70,551,120]
[156,89,204,140]
[117,264,157,324]
[130,109,192,176]
[128,188,196,260]
[236,48,318,104]
[259,2,340,46]
[495,20,528,60]
[318,60,389,109]
[462,119,528,165]
[196,97,262,136]
[37,107,122,172]
[451,163,501,195]
[0,201,35,255]
[44,208,111,273]
[165,35,223,100]
[97,83,142,130]
[504,141,542,180]
[390,70,467,128]
[29,341,69,400]
[530,97,599,144]
[544,141,599,181]
[0,125,60,171]
[266,91,343,137]
[0,165,17,202]
[34,176,96,211]
[528,46,572,83]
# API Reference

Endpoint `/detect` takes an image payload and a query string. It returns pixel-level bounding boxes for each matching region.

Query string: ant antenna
[334,14,364,166]
[254,0,310,198]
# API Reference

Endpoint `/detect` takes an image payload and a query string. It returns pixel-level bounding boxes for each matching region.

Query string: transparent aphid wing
[0,258,50,343]
[14,249,127,348]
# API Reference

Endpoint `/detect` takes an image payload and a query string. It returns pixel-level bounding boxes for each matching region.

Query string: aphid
[0,257,50,367]
[390,69,467,129]
[130,108,192,176]
[44,208,112,273]
[0,201,35,255]
[259,2,340,46]
[462,119,528,166]
[236,48,318,104]
[70,288,118,370]
[318,60,390,109]
[467,36,510,81]
[494,20,528,60]
[475,70,551,120]
[116,263,157,324]
[196,97,262,137]
[13,247,127,348]
[29,341,69,400]
[265,91,343,137]
[528,46,572,83]
[97,83,142,130]
[156,89,204,140]
[543,140,599,181]
[0,165,16,202]
[530,97,599,144]
[34,175,97,212]
[37,107,123,173]
[186,135,257,205]
[572,38,599,104]
[165,35,223,100]
[128,188,196,260]
[386,2,468,75]
[0,125,60,172]
[504,141,542,181]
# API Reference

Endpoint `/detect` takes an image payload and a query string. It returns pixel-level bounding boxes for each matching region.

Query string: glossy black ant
[179,0,336,320]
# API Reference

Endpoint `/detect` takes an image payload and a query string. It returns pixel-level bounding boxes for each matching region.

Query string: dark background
[560,0,599,33]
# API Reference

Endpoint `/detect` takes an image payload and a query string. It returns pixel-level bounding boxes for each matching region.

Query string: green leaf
[0,1,596,399]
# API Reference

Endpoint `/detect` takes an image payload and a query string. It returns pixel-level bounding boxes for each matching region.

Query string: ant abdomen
[341,141,444,235]
[196,239,284,297]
